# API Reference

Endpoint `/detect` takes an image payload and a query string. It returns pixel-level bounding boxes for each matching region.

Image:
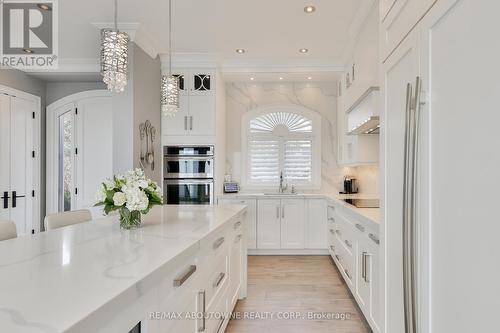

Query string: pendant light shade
[161,0,179,116]
[100,0,129,93]
[161,75,179,116]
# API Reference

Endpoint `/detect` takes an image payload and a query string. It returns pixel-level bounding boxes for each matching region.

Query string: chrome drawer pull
[328,205,335,210]
[344,240,352,248]
[233,221,242,229]
[355,223,365,232]
[234,234,242,243]
[328,217,335,222]
[336,229,341,235]
[368,233,380,245]
[344,269,351,279]
[213,237,225,249]
[198,290,206,332]
[329,229,335,234]
[173,265,197,287]
[214,272,225,288]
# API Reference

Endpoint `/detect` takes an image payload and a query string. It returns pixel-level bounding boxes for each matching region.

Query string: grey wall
[0,68,47,230]
[46,81,106,105]
[132,44,161,184]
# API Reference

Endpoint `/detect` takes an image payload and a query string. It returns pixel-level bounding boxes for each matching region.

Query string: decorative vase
[119,208,142,229]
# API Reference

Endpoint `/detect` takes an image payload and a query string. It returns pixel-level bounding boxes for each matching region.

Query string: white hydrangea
[122,185,149,211]
[113,192,126,206]
[104,178,115,190]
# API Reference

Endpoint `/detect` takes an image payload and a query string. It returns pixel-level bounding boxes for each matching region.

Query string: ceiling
[33,0,375,80]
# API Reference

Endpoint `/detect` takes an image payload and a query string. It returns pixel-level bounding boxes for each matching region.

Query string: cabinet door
[305,199,327,249]
[367,238,380,332]
[188,94,215,137]
[356,240,371,317]
[257,199,281,249]
[419,1,500,332]
[382,27,420,333]
[229,232,243,308]
[162,94,189,136]
[380,0,424,60]
[280,199,305,249]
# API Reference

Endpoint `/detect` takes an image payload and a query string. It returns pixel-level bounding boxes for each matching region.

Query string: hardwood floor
[226,256,371,333]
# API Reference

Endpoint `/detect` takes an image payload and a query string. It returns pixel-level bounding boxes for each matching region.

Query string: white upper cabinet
[162,68,216,144]
[380,0,436,61]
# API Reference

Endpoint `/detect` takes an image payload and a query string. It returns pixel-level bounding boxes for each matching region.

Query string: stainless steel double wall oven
[163,146,214,205]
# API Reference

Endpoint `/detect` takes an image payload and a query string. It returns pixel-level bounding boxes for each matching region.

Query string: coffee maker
[340,176,358,194]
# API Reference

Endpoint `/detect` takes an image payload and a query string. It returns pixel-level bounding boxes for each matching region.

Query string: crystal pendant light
[100,0,129,93]
[161,0,180,117]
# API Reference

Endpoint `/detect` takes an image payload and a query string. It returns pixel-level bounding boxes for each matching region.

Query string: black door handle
[1,191,9,209]
[12,191,25,208]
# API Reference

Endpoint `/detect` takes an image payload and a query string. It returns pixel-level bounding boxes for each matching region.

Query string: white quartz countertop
[0,204,245,333]
[219,191,380,228]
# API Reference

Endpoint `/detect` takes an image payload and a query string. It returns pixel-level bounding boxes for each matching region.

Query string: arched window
[242,105,321,189]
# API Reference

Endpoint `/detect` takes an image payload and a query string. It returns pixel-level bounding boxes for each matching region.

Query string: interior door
[280,199,305,249]
[0,94,11,222]
[382,27,420,333]
[75,96,113,212]
[0,94,35,235]
[257,199,281,249]
[419,1,500,332]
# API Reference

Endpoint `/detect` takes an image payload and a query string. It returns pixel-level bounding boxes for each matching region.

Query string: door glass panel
[58,111,72,212]
[173,74,185,91]
[193,74,211,91]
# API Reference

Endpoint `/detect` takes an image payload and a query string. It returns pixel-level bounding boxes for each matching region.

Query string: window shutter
[248,139,280,183]
[284,140,312,182]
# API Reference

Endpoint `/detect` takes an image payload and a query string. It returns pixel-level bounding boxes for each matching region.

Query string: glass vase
[119,208,141,229]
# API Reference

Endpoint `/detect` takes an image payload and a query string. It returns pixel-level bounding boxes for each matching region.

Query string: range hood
[348,116,380,135]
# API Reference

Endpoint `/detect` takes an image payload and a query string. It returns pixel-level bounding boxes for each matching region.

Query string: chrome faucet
[279,171,288,193]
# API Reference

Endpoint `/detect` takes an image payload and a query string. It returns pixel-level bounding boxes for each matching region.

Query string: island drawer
[203,252,229,310]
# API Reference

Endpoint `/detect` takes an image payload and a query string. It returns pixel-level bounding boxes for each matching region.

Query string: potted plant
[95,169,163,229]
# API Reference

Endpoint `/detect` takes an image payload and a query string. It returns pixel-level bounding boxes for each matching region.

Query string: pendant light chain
[114,0,118,31]
[169,0,172,76]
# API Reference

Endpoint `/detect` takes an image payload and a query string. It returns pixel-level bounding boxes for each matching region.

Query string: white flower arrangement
[95,169,163,228]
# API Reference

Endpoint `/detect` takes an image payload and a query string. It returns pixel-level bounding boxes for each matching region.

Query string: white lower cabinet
[305,199,327,249]
[256,199,281,249]
[327,202,380,333]
[146,212,247,333]
[218,198,257,249]
[280,199,305,249]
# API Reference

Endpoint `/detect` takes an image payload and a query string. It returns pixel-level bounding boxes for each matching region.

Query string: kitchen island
[0,205,247,333]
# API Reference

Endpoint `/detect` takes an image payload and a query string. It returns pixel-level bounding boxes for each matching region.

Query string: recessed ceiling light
[307,77,312,80]
[22,48,34,54]
[279,77,284,80]
[304,6,316,13]
[299,48,309,53]
[37,4,52,11]
[250,77,255,81]
[236,49,245,54]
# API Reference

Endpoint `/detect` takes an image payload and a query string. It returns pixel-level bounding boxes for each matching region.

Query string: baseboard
[248,249,329,255]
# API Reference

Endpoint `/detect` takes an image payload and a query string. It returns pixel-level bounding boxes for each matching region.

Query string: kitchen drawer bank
[0,205,247,333]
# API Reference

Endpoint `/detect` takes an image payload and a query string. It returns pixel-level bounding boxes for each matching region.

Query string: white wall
[225,81,342,192]
[46,81,106,105]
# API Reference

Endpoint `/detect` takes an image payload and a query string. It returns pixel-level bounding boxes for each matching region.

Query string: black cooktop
[342,198,380,208]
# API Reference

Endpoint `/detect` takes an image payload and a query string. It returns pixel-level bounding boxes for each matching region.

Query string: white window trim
[241,104,321,190]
